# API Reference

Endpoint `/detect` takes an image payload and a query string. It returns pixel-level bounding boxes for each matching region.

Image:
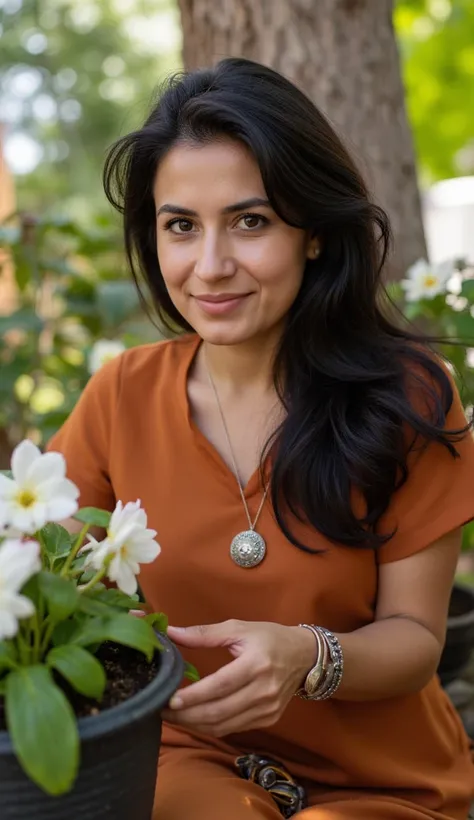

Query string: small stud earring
[311,247,320,259]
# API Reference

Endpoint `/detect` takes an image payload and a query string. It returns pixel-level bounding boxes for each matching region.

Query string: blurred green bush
[0,211,160,463]
[390,257,474,552]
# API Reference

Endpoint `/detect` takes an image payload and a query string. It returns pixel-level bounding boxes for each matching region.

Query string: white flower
[0,440,80,535]
[467,348,474,368]
[401,259,454,302]
[89,340,125,374]
[0,539,41,640]
[83,500,160,595]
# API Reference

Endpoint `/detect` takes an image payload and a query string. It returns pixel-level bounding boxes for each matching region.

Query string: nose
[193,231,237,281]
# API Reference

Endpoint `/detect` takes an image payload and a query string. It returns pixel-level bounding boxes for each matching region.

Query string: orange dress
[46,334,474,820]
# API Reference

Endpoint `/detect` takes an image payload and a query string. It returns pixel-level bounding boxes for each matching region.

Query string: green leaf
[40,524,72,562]
[447,310,474,342]
[144,612,168,632]
[77,595,116,617]
[0,308,44,335]
[184,662,200,683]
[461,279,474,301]
[0,642,18,672]
[91,587,140,610]
[96,280,139,327]
[73,507,111,528]
[38,572,79,621]
[21,574,41,609]
[47,645,106,699]
[5,665,79,796]
[51,619,81,647]
[72,614,160,661]
[462,520,474,552]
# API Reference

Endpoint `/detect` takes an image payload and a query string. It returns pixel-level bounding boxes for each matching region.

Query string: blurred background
[0,0,474,520]
[1,0,474,728]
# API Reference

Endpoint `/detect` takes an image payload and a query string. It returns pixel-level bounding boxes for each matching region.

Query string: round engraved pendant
[230,530,266,568]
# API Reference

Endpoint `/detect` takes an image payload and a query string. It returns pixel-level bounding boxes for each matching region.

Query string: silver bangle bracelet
[312,627,344,700]
[296,625,344,701]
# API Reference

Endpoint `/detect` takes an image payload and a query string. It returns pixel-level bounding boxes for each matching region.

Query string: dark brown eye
[240,214,264,229]
[167,218,194,234]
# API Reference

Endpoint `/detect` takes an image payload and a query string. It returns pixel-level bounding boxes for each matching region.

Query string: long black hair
[103,57,470,551]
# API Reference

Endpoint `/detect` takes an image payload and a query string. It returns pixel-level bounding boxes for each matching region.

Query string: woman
[47,58,474,819]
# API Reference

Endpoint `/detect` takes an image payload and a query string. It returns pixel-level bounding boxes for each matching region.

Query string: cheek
[251,241,306,297]
[157,241,191,290]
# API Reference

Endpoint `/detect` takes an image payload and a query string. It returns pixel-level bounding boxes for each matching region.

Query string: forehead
[153,139,267,208]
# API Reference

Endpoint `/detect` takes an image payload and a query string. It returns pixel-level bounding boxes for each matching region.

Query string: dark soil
[0,642,160,732]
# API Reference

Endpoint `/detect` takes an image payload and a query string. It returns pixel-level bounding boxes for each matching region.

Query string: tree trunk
[177,0,426,280]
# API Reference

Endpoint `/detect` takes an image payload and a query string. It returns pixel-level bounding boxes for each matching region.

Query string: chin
[194,320,259,347]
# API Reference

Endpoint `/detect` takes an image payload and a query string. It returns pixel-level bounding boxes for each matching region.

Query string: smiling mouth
[193,294,250,302]
[193,293,251,315]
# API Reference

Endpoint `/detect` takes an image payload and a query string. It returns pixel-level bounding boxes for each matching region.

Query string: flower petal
[33,475,80,506]
[45,496,79,523]
[108,558,137,595]
[0,539,41,591]
[0,473,16,499]
[127,538,161,564]
[406,259,428,281]
[5,592,35,618]
[11,440,41,484]
[109,518,145,549]
[0,608,19,640]
[28,451,66,487]
[108,500,124,532]
[9,506,41,535]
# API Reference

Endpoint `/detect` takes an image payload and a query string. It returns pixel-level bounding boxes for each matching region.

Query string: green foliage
[0,0,181,213]
[395,0,474,182]
[46,645,107,699]
[6,665,79,796]
[0,503,180,794]
[0,211,160,462]
[390,258,474,548]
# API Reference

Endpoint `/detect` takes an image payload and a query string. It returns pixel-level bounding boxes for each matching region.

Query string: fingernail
[169,695,183,709]
[168,625,184,631]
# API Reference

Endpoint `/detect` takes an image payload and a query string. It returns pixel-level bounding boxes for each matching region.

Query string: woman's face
[153,138,318,346]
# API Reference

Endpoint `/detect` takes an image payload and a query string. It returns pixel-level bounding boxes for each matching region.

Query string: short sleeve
[44,355,123,513]
[377,373,474,564]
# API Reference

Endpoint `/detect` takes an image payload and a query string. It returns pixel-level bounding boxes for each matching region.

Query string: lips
[193,294,249,302]
[193,293,250,316]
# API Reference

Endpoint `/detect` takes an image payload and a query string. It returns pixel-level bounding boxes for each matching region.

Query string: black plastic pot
[0,633,183,820]
[438,582,474,686]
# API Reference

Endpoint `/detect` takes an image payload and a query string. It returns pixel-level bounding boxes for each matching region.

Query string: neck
[198,330,281,395]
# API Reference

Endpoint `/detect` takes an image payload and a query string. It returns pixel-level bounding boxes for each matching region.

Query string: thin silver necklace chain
[205,358,270,533]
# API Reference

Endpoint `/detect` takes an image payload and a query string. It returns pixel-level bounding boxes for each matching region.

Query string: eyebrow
[156,197,271,218]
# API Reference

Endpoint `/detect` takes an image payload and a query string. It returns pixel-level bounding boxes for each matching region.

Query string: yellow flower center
[422,274,439,289]
[16,489,37,508]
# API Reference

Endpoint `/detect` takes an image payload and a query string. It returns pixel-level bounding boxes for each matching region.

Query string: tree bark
[177,0,426,280]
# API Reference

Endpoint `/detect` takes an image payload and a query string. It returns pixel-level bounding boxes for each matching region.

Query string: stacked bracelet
[296,624,344,701]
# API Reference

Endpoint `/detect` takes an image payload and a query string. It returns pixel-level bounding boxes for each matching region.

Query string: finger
[129,609,146,618]
[167,621,242,650]
[163,702,278,738]
[166,678,260,726]
[169,655,251,710]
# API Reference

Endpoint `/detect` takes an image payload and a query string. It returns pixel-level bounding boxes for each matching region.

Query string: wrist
[289,625,319,684]
[293,624,345,700]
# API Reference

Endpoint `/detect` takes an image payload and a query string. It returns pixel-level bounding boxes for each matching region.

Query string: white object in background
[88,339,125,374]
[423,176,474,265]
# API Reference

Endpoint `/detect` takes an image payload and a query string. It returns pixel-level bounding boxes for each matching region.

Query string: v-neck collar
[178,334,268,500]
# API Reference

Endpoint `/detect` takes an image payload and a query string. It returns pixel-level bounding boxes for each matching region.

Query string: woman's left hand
[162,620,316,736]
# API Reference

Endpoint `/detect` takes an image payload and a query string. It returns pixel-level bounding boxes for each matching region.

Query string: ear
[306,238,321,260]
